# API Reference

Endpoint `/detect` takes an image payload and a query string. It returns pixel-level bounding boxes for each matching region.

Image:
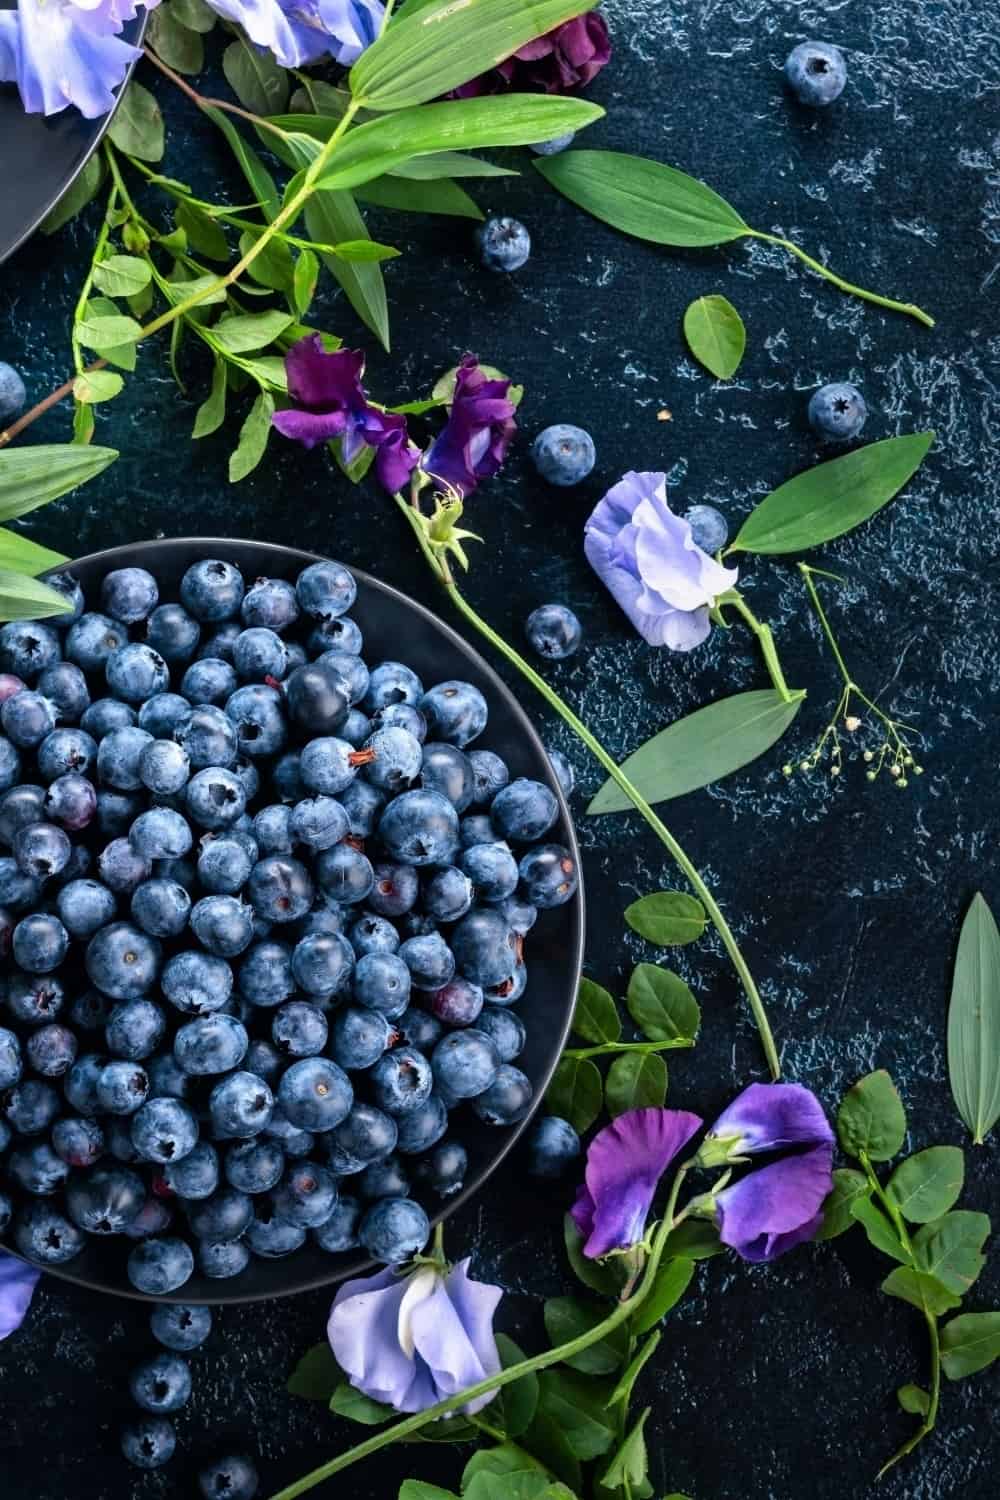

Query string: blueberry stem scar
[393,489,781,1083]
[746,230,935,328]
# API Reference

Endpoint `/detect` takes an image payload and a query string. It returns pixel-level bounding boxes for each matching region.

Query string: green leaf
[572,978,621,1045]
[351,0,598,111]
[624,892,705,946]
[632,1257,695,1335]
[164,274,227,308]
[948,892,1000,1145]
[0,444,117,523]
[92,255,152,299]
[315,96,602,194]
[598,1408,650,1494]
[607,1330,660,1406]
[886,1146,964,1225]
[837,1070,907,1163]
[72,401,95,445]
[107,81,164,162]
[535,149,749,248]
[814,1168,871,1241]
[330,1378,392,1423]
[239,229,295,290]
[849,1197,908,1263]
[605,1052,667,1116]
[305,191,390,350]
[494,1334,539,1439]
[542,1297,628,1375]
[222,36,289,115]
[204,107,281,221]
[913,1211,990,1297]
[213,311,295,354]
[728,432,935,556]
[465,1474,561,1500]
[940,1311,1000,1380]
[293,249,320,317]
[0,571,75,622]
[881,1267,962,1318]
[41,156,104,234]
[399,1484,459,1500]
[76,314,142,353]
[625,964,700,1043]
[128,282,155,319]
[391,151,517,180]
[661,1219,723,1260]
[72,370,124,404]
[229,391,275,482]
[462,1444,546,1489]
[332,435,376,484]
[897,1383,930,1416]
[193,356,228,439]
[517,1416,581,1494]
[333,239,401,263]
[82,296,138,371]
[0,529,67,577]
[356,175,485,219]
[177,201,230,261]
[546,1055,602,1134]
[683,295,746,379]
[238,356,288,393]
[287,1342,340,1400]
[170,0,216,30]
[536,1369,617,1460]
[563,1213,625,1296]
[587,689,804,815]
[147,4,204,72]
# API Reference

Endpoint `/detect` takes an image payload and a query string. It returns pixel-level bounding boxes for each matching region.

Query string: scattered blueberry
[530,425,595,487]
[784,40,848,107]
[151,1302,212,1352]
[685,503,729,554]
[129,1352,192,1413]
[807,382,868,442]
[476,215,531,272]
[198,1455,259,1500]
[121,1417,176,1470]
[0,361,27,422]
[359,1195,430,1262]
[525,603,582,660]
[526,1114,580,1178]
[530,131,575,155]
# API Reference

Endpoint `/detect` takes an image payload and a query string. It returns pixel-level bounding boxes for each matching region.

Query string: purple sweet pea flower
[0,1251,40,1340]
[571,1107,703,1259]
[204,0,383,69]
[272,336,419,493]
[584,471,738,650]
[696,1083,835,1263]
[0,0,156,119]
[328,1258,502,1414]
[423,356,517,498]
[452,12,611,98]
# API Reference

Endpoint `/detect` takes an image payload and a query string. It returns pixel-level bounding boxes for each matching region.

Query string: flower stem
[562,1039,694,1061]
[859,1151,913,1257]
[143,45,292,141]
[876,1311,940,1479]
[392,495,780,1080]
[267,1162,694,1500]
[746,231,935,328]
[724,590,800,703]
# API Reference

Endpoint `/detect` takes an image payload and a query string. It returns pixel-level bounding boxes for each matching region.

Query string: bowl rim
[4,536,585,1304]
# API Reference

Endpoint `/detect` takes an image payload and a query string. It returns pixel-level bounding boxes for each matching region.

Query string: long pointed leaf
[305,192,390,351]
[355,175,483,218]
[948,892,1000,1144]
[0,569,74,621]
[0,528,68,576]
[0,445,117,523]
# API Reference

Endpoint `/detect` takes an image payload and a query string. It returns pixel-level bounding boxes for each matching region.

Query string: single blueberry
[525,603,582,660]
[97,726,154,791]
[353,950,411,1018]
[347,912,399,958]
[14,1203,85,1264]
[807,381,868,441]
[106,642,170,703]
[473,1004,526,1063]
[308,614,363,657]
[66,1165,145,1233]
[180,656,239,707]
[418,681,488,748]
[316,648,370,706]
[209,1070,275,1140]
[315,843,374,906]
[151,1303,213,1352]
[278,1056,353,1132]
[180,559,245,623]
[239,940,295,1008]
[530,425,596,487]
[451,906,517,988]
[420,741,476,811]
[138,692,192,740]
[198,1455,259,1500]
[431,1030,500,1099]
[0,361,27,421]
[128,1235,195,1294]
[66,612,127,673]
[242,576,299,631]
[96,1060,150,1115]
[147,603,201,664]
[174,1013,248,1075]
[52,1115,104,1167]
[429,976,484,1027]
[0,620,61,681]
[289,931,354,999]
[289,795,349,850]
[518,843,578,908]
[12,912,69,972]
[186,766,247,831]
[198,834,254,894]
[271,1159,339,1228]
[313,1195,361,1252]
[163,1140,220,1200]
[97,835,152,895]
[130,806,193,862]
[233,626,289,681]
[784,40,847,107]
[187,1186,254,1242]
[285,661,350,736]
[81,696,136,739]
[139,739,191,796]
[324,1102,396,1174]
[121,1418,177,1470]
[129,1352,192,1414]
[491,777,559,842]
[472,1063,533,1125]
[9,1141,70,1195]
[130,1097,199,1164]
[684,503,729,553]
[162,949,233,1015]
[362,660,423,715]
[468,749,509,805]
[330,1006,395,1070]
[2,689,58,749]
[359,1196,429,1263]
[37,661,89,721]
[460,840,519,902]
[44,772,97,831]
[476,215,531,272]
[225,683,288,759]
[272,999,329,1057]
[225,1137,285,1195]
[370,1046,433,1116]
[14,820,71,878]
[247,854,314,922]
[131,878,192,938]
[199,1238,251,1279]
[359,1155,410,1201]
[25,1020,77,1076]
[244,1207,306,1258]
[414,1139,468,1198]
[378,788,459,866]
[339,779,385,838]
[295,560,356,620]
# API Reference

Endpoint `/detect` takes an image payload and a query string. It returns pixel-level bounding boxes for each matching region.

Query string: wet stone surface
[1,1,999,1496]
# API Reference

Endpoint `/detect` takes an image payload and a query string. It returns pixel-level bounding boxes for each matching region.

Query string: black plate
[2,537,584,1303]
[0,11,146,266]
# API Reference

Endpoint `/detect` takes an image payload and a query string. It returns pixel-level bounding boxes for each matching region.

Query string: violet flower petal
[271,407,348,448]
[285,337,366,410]
[706,1082,834,1156]
[409,1258,502,1414]
[5,0,142,118]
[715,1143,834,1263]
[328,1266,423,1410]
[0,1252,40,1340]
[376,429,421,494]
[571,1107,703,1258]
[313,0,384,63]
[202,0,331,67]
[424,355,517,497]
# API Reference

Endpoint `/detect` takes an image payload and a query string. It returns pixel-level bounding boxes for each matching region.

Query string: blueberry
[198,622,241,663]
[476,215,530,272]
[14,820,71,878]
[97,836,151,895]
[361,726,421,793]
[278,1056,352,1132]
[353,951,411,1018]
[531,424,596,487]
[397,1006,443,1053]
[459,814,496,850]
[0,779,45,841]
[0,361,27,421]
[81,697,135,740]
[0,734,19,794]
[163,1140,220,1200]
[130,1352,192,1413]
[181,559,245,622]
[0,620,61,680]
[431,1030,500,1099]
[64,1053,107,1116]
[419,681,487,748]
[121,1417,176,1470]
[188,893,254,960]
[684,502,729,554]
[359,1196,429,1263]
[487,960,527,1006]
[198,1455,259,1500]
[296,560,356,620]
[317,648,370,706]
[429,976,484,1027]
[315,844,374,906]
[518,843,578,907]
[295,892,344,941]
[96,1060,150,1114]
[264,1106,314,1158]
[491,778,558,842]
[10,1140,70,1195]
[239,575,298,631]
[14,1202,85,1264]
[7,971,63,1024]
[95,788,143,838]
[239,941,294,1008]
[272,999,329,1057]
[330,1006,395,1070]
[451,906,516,987]
[199,1238,251,1279]
[473,1004,525,1062]
[399,931,455,992]
[162,950,233,1015]
[526,1115,580,1178]
[461,840,519,902]
[0,855,40,909]
[784,40,847,107]
[472,1063,533,1124]
[347,912,399,958]
[339,779,385,838]
[525,603,582,660]
[363,661,423,715]
[2,689,57,749]
[285,661,350,736]
[272,1159,339,1227]
[198,834,254,895]
[313,1195,361,1251]
[225,683,287,759]
[174,1014,248,1075]
[359,1154,410,1201]
[370,1046,433,1115]
[37,661,89,721]
[299,736,363,796]
[12,912,69,972]
[530,130,575,155]
[147,603,201,664]
[181,656,239,707]
[243,1039,283,1086]
[151,1303,212,1351]
[131,1097,199,1163]
[368,860,418,918]
[225,1137,284,1194]
[138,693,192,740]
[104,642,169,704]
[378,789,459,866]
[209,1070,275,1139]
[67,612,128,673]
[66,1166,144,1232]
[325,1102,397,1173]
[309,615,363,656]
[807,381,867,441]
[186,767,247,831]
[245,1206,306,1258]
[124,1195,175,1239]
[420,741,476,812]
[139,739,191,796]
[44,772,97,831]
[340,707,373,747]
[467,750,509,805]
[131,878,192,938]
[42,572,85,627]
[288,932,353,1000]
[233,626,289,682]
[176,705,238,772]
[52,1115,104,1167]
[97,726,154,791]
[187,1186,254,1242]
[247,854,314,923]
[130,806,193,861]
[289,795,349,850]
[415,1139,468,1198]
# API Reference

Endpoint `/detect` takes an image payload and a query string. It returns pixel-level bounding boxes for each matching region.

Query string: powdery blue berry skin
[13,911,69,972]
[247,854,314,923]
[518,843,579,908]
[526,1114,581,1178]
[199,1238,251,1279]
[368,859,419,918]
[278,1056,353,1132]
[130,806,193,862]
[198,1455,259,1500]
[242,576,299,631]
[128,1234,195,1294]
[359,1154,410,1201]
[130,1098,199,1164]
[129,1352,192,1413]
[525,603,582,661]
[121,1417,177,1470]
[225,1138,284,1195]
[14,819,71,878]
[164,1140,220,1200]
[97,726,154,792]
[474,1005,526,1063]
[431,1030,500,1100]
[317,648,370,706]
[180,657,238,707]
[295,560,356,621]
[476,214,531,272]
[147,603,202,665]
[2,690,58,749]
[66,1166,145,1234]
[309,615,363,657]
[0,855,40,910]
[347,912,399,958]
[187,1186,254,1242]
[106,643,170,704]
[96,837,151,896]
[299,736,362,796]
[415,1139,468,1199]
[330,1006,395,1071]
[460,840,519,902]
[186,767,247,832]
[289,932,354,1000]
[399,931,456,992]
[378,788,459,867]
[419,681,488,748]
[359,1195,430,1263]
[313,1194,361,1252]
[66,612,127,673]
[105,999,166,1061]
[52,1115,104,1168]
[491,777,559,842]
[14,1203,85,1263]
[174,1014,248,1076]
[162,950,233,1016]
[422,865,474,924]
[286,661,350,737]
[96,1060,150,1115]
[362,660,423,715]
[472,1063,533,1125]
[0,361,27,421]
[7,972,63,1027]
[468,749,509,806]
[131,879,192,939]
[544,746,575,799]
[420,741,475,812]
[190,895,255,958]
[325,1102,397,1174]
[451,906,517,988]
[37,728,97,783]
[0,620,61,681]
[684,503,729,554]
[253,805,294,857]
[0,735,19,794]
[784,40,848,107]
[271,1159,339,1227]
[81,696,138,738]
[245,1210,306,1258]
[198,621,241,664]
[264,1108,314,1158]
[139,739,190,797]
[295,893,344,941]
[180,559,245,623]
[151,1303,212,1352]
[225,684,288,760]
[176,704,238,771]
[138,692,190,739]
[25,1022,76,1079]
[44,771,97,831]
[239,940,295,1009]
[429,976,485,1027]
[9,1140,70,1195]
[807,381,868,441]
[531,424,596,487]
[353,950,411,1019]
[233,627,289,682]
[272,1000,329,1058]
[209,1070,275,1140]
[64,1054,105,1116]
[530,130,575,155]
[362,725,422,793]
[37,661,89,721]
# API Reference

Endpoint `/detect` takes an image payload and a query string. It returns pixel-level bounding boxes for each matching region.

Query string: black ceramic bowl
[1,538,584,1303]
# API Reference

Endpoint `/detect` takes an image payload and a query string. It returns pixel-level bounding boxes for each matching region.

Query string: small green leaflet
[881,1267,961,1318]
[41,155,104,234]
[912,1211,990,1296]
[107,80,164,162]
[546,1055,602,1133]
[213,311,294,355]
[571,978,621,1044]
[0,570,74,622]
[625,964,700,1042]
[605,1051,667,1116]
[72,370,124,404]
[333,239,401,263]
[662,1218,723,1260]
[849,1198,908,1263]
[632,1257,695,1334]
[193,357,228,439]
[229,391,275,483]
[939,1312,1000,1380]
[222,36,289,115]
[0,529,67,577]
[563,1214,625,1296]
[728,431,935,556]
[493,1334,538,1439]
[598,1408,650,1493]
[355,175,484,219]
[535,150,749,247]
[392,152,517,180]
[76,314,142,352]
[178,201,230,261]
[683,294,746,379]
[886,1146,964,1224]
[587,688,804,815]
[542,1297,628,1375]
[350,0,596,111]
[948,891,1000,1144]
[147,3,204,73]
[92,255,152,299]
[203,107,281,222]
[399,1484,459,1500]
[897,1384,931,1416]
[814,1168,870,1240]
[330,1378,392,1423]
[837,1069,907,1163]
[170,0,216,30]
[624,891,706,946]
[0,443,117,522]
[286,1342,339,1401]
[607,1329,660,1405]
[535,1368,617,1460]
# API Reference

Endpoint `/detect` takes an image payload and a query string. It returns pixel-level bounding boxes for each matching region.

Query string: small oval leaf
[605,1052,667,1116]
[625,965,700,1043]
[683,294,746,379]
[837,1070,907,1163]
[572,978,621,1045]
[624,891,705,946]
[546,1056,602,1134]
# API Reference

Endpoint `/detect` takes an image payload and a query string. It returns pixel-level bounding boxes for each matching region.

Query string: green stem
[798,565,854,690]
[393,496,780,1081]
[468,1414,506,1443]
[746,231,935,329]
[725,591,800,703]
[71,179,119,376]
[562,1039,694,1061]
[876,1311,940,1479]
[268,1164,693,1500]
[859,1151,912,1257]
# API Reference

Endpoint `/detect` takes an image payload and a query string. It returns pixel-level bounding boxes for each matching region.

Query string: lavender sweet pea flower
[571,1107,703,1259]
[696,1082,835,1264]
[423,356,518,498]
[584,472,738,650]
[0,1251,40,1340]
[0,0,155,119]
[328,1258,502,1414]
[204,0,383,69]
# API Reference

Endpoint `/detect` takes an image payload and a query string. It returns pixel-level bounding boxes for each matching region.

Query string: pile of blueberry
[0,554,578,1296]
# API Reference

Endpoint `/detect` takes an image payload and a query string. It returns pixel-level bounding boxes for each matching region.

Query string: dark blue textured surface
[2,2,999,1495]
